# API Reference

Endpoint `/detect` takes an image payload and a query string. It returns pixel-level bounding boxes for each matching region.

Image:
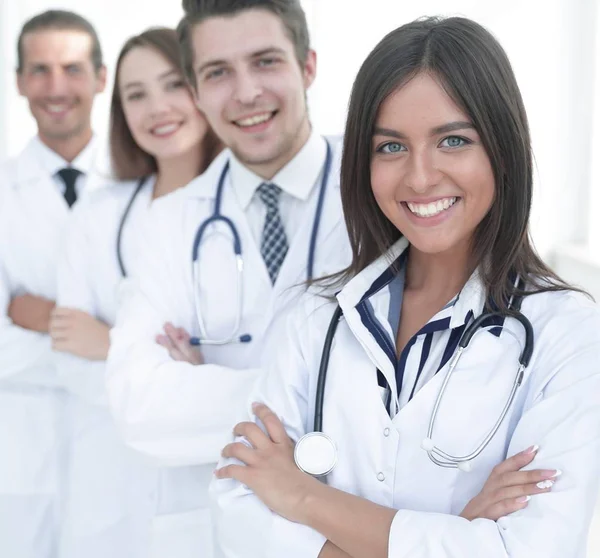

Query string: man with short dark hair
[0,10,106,557]
[106,1,351,556]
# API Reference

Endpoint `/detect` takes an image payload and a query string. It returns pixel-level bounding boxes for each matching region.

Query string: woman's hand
[49,307,110,360]
[460,445,561,521]
[215,402,319,524]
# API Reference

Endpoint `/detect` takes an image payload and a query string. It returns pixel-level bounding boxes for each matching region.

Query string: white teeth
[407,197,457,218]
[152,123,180,136]
[47,105,68,113]
[236,113,272,127]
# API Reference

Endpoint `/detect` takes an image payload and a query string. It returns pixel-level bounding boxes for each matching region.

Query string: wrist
[297,475,330,527]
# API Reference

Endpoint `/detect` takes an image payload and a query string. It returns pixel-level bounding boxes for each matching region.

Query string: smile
[406,197,458,218]
[234,111,276,128]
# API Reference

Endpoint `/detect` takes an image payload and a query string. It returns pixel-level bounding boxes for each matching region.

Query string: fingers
[494,468,561,491]
[161,323,203,364]
[252,402,289,445]
[233,421,271,449]
[221,442,258,466]
[214,463,249,484]
[491,445,539,477]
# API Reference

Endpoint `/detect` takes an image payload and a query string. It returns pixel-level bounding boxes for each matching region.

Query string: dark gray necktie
[57,167,82,208]
[257,182,288,284]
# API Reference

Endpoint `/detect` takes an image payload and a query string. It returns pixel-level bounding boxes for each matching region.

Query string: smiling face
[370,72,495,259]
[191,8,316,178]
[118,45,210,163]
[17,29,106,146]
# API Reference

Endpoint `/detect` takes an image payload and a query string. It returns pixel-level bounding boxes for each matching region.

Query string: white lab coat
[106,137,351,557]
[0,138,106,558]
[54,178,158,558]
[211,237,600,558]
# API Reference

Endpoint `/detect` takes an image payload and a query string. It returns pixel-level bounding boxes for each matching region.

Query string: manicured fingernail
[516,495,531,503]
[552,469,562,478]
[537,480,554,489]
[525,445,539,454]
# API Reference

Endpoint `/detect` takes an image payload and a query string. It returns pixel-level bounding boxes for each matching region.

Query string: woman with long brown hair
[211,16,600,558]
[51,27,219,558]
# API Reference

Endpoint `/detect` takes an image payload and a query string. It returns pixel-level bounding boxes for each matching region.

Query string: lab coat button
[383,428,390,437]
[377,472,385,482]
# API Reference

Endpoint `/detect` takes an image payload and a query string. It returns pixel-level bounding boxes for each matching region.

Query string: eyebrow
[122,69,179,90]
[373,121,476,139]
[196,47,287,74]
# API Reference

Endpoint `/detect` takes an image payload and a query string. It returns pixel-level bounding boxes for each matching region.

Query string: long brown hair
[339,16,581,312]
[109,27,220,180]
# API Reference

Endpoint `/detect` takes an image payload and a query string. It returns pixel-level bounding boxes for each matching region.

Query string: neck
[405,240,475,300]
[39,128,93,163]
[153,145,206,199]
[248,119,311,180]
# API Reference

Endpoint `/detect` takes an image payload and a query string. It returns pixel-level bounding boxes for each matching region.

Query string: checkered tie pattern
[257,182,288,284]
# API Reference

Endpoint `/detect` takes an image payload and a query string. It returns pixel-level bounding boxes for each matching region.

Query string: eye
[204,67,226,81]
[166,79,185,91]
[65,65,82,75]
[377,142,406,154]
[126,91,144,101]
[257,57,278,68]
[439,136,471,148]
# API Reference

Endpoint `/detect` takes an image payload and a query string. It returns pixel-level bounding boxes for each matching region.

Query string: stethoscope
[294,285,534,477]
[116,176,149,278]
[188,140,333,346]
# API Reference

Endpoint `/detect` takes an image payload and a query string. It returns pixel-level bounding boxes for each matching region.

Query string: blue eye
[378,142,405,154]
[205,68,226,81]
[440,136,469,148]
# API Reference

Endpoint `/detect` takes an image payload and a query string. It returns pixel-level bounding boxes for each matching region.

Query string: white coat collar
[15,135,100,186]
[229,129,327,209]
[184,131,335,202]
[336,238,489,386]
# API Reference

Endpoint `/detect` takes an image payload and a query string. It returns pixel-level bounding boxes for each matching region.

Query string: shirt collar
[338,237,487,331]
[32,135,98,177]
[228,128,327,210]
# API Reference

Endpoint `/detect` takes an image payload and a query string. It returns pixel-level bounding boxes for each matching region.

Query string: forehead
[21,29,93,67]
[377,73,468,127]
[192,8,295,65]
[119,46,175,85]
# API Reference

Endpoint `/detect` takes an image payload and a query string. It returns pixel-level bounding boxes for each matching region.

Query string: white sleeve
[387,307,600,558]
[212,297,600,558]
[106,204,260,467]
[0,257,56,386]
[0,182,55,386]
[54,200,107,405]
[210,301,328,558]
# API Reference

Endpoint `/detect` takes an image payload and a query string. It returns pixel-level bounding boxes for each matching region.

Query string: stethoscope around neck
[189,139,333,346]
[116,176,149,278]
[294,286,534,477]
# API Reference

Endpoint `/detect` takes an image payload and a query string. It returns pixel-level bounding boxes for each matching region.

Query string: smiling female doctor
[211,16,600,558]
[51,28,219,558]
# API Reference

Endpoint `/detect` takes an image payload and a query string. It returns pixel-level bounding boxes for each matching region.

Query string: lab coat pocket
[151,507,213,558]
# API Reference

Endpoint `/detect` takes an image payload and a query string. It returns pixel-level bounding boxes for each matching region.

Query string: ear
[95,65,108,94]
[302,49,317,90]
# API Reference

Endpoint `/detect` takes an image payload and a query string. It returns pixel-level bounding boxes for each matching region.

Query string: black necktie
[57,167,82,208]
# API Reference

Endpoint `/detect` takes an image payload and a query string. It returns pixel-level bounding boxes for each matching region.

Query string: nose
[147,91,170,117]
[232,68,262,106]
[404,148,443,194]
[47,69,68,97]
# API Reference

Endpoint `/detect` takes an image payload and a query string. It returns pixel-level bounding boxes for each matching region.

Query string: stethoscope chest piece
[294,432,337,476]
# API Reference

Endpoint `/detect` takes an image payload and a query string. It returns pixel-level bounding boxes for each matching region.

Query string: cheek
[122,106,147,142]
[370,160,401,206]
